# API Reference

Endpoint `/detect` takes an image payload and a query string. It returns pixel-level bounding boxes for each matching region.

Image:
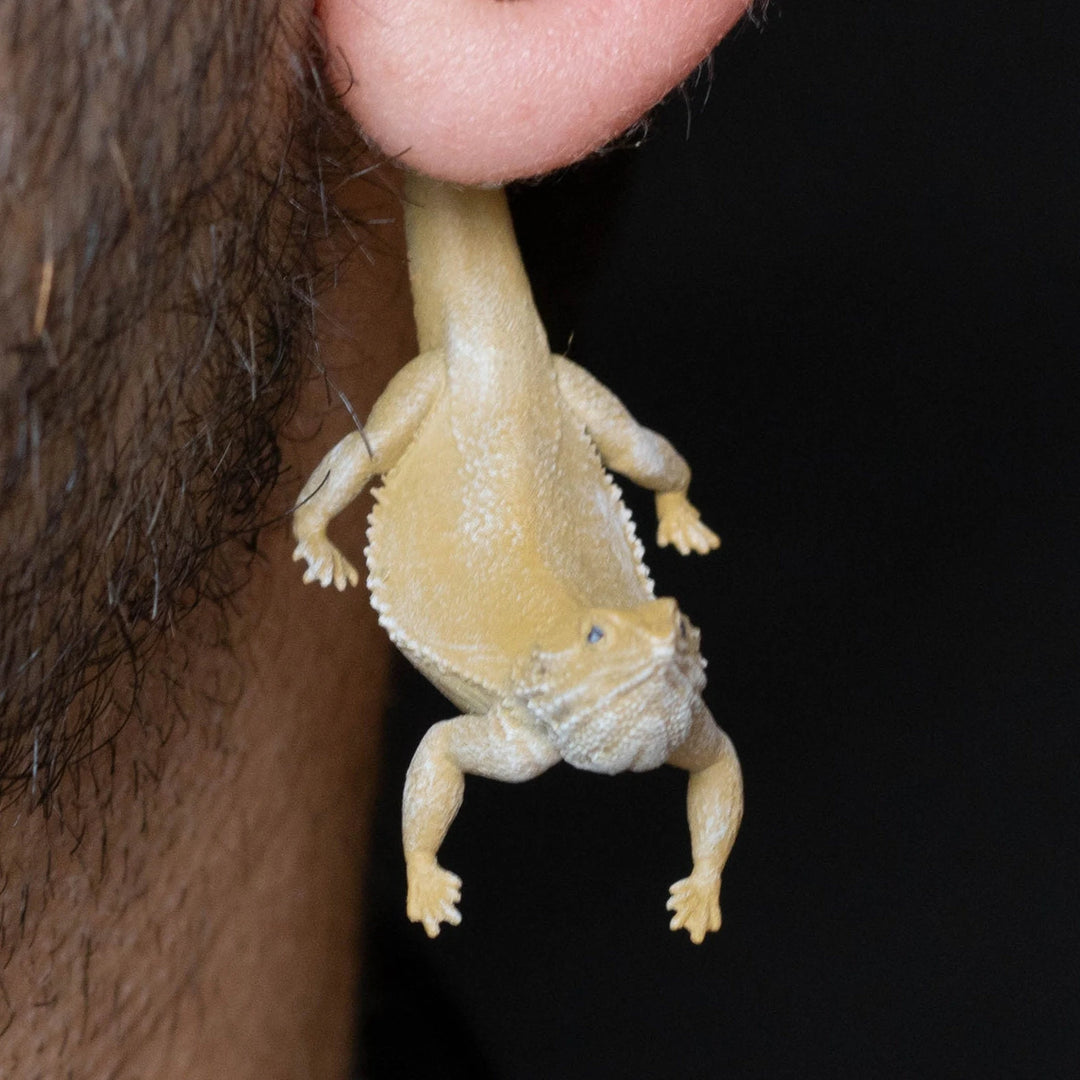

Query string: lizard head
[515,597,707,774]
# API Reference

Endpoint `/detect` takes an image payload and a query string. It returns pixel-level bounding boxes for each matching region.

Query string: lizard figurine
[292,174,743,944]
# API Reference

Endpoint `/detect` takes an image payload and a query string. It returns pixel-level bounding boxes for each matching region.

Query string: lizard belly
[366,391,654,708]
[539,413,655,610]
[366,393,568,706]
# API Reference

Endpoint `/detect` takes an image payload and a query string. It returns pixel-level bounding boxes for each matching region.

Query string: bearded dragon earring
[292,174,741,942]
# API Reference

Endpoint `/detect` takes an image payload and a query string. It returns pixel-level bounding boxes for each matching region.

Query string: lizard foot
[292,535,360,591]
[406,858,463,938]
[666,870,722,944]
[655,493,720,556]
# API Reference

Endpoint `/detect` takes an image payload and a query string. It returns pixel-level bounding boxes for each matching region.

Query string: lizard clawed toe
[293,537,359,590]
[666,872,722,944]
[407,861,463,938]
[656,493,720,556]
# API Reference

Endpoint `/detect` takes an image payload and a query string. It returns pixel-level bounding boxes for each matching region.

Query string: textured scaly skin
[292,175,742,942]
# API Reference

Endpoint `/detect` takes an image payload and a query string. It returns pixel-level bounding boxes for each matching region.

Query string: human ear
[316,0,751,184]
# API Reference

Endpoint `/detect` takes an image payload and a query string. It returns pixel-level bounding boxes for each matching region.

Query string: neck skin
[0,173,414,1080]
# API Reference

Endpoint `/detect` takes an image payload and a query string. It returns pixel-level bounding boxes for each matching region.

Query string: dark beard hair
[0,1,367,806]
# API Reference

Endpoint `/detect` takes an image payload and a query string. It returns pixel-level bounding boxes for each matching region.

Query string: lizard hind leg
[552,356,720,555]
[402,707,561,937]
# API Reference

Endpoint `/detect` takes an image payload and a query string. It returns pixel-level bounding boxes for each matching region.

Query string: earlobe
[317,0,750,184]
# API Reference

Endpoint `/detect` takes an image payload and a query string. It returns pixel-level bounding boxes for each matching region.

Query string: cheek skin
[317,0,750,184]
[0,171,415,1080]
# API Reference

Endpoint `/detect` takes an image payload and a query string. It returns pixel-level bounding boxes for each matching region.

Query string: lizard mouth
[522,644,705,775]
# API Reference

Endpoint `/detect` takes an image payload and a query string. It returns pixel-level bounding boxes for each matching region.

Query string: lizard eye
[586,625,604,644]
[678,616,688,640]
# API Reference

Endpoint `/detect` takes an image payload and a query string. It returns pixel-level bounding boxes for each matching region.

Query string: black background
[359,3,1079,1076]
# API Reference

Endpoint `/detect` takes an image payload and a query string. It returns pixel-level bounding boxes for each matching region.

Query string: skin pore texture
[320,0,753,183]
[0,0,749,1075]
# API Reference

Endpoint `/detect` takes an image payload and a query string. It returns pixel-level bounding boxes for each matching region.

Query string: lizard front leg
[292,350,444,589]
[553,356,720,554]
[403,706,560,937]
[665,701,743,943]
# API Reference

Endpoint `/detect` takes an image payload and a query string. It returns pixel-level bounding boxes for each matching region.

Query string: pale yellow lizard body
[292,175,742,943]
